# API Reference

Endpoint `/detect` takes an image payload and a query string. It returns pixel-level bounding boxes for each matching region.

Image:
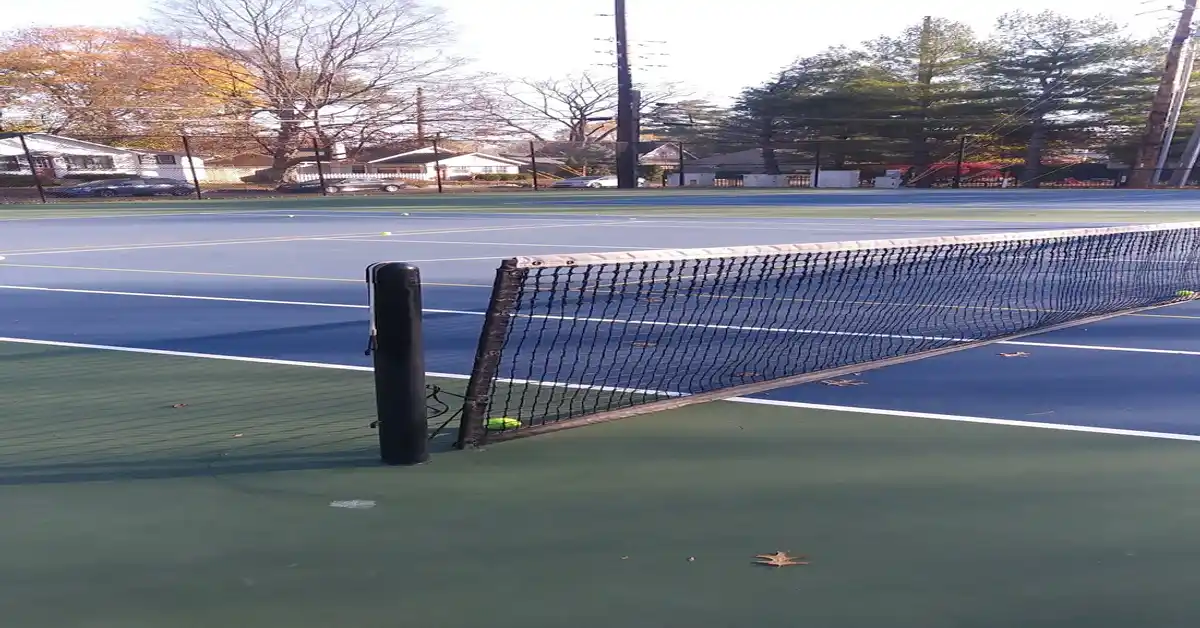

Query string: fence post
[952,135,967,189]
[17,134,46,204]
[529,140,540,191]
[677,141,685,186]
[812,142,822,189]
[312,138,328,196]
[432,136,444,193]
[367,262,430,466]
[180,135,204,200]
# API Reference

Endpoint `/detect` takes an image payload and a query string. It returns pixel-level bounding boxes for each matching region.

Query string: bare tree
[154,0,463,181]
[477,71,686,143]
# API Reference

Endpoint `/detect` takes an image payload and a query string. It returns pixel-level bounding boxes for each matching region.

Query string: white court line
[0,219,630,257]
[0,208,292,223]
[316,219,634,243]
[327,238,645,249]
[0,284,477,314]
[1002,340,1200,356]
[4,283,1200,357]
[3,334,1197,443]
[1131,312,1200,320]
[0,231,390,256]
[600,221,1028,234]
[0,262,494,288]
[730,398,1200,443]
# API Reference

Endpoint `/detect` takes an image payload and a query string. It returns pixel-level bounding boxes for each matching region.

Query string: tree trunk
[251,121,304,183]
[1021,117,1047,188]
[759,118,780,175]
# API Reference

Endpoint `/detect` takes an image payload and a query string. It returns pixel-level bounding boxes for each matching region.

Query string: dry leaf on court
[820,379,865,387]
[170,403,188,408]
[998,352,1030,358]
[754,551,809,567]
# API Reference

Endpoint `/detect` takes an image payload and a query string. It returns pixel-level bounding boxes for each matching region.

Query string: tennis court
[4,189,1200,627]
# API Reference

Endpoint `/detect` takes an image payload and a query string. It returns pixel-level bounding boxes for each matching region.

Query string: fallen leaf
[754,551,809,567]
[170,403,188,409]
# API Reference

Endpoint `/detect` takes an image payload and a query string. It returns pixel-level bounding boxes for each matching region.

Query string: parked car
[275,178,410,194]
[49,177,197,198]
[550,175,647,188]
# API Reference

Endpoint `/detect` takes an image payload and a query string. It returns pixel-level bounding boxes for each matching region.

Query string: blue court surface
[3,195,1200,442]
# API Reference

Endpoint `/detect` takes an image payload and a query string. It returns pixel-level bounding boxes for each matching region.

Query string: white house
[293,146,524,181]
[0,133,206,181]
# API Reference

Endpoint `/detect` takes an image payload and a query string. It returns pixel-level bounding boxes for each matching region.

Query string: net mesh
[456,223,1200,446]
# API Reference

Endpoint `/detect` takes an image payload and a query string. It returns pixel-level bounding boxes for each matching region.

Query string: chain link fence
[0,131,1192,204]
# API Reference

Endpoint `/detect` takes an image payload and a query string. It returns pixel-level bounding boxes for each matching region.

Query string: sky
[5,0,1176,104]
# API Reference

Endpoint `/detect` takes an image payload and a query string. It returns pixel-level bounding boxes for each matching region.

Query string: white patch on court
[329,500,377,509]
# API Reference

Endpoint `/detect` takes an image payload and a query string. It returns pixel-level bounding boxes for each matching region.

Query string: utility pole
[1130,0,1197,188]
[613,0,638,189]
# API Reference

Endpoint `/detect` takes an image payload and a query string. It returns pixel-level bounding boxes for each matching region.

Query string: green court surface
[5,189,1200,224]
[5,340,1200,627]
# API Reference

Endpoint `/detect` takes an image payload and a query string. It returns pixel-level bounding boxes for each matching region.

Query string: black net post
[456,262,526,449]
[368,262,430,465]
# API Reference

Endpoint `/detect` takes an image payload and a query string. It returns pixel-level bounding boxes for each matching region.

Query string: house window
[450,166,469,174]
[0,156,20,171]
[376,168,398,174]
[351,164,366,174]
[155,154,177,165]
[33,156,52,168]
[65,155,115,170]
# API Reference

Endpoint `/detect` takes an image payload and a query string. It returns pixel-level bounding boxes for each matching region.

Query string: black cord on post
[367,262,430,466]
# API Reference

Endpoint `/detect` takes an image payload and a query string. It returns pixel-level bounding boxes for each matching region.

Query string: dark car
[49,177,197,198]
[275,178,410,194]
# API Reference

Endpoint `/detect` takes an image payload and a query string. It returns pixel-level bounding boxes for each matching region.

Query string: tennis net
[453,221,1200,447]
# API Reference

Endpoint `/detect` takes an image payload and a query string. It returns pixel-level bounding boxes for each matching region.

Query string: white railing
[291,172,427,182]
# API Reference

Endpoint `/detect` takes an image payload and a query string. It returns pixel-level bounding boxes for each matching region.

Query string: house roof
[3,133,137,156]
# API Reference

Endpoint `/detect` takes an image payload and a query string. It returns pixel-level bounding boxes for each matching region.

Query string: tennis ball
[1177,290,1196,298]
[484,417,521,431]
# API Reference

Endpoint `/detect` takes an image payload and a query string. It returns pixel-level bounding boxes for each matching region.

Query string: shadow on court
[6,340,1200,627]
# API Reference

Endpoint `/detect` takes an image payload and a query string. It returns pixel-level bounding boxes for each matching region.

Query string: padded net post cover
[456,221,1200,447]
